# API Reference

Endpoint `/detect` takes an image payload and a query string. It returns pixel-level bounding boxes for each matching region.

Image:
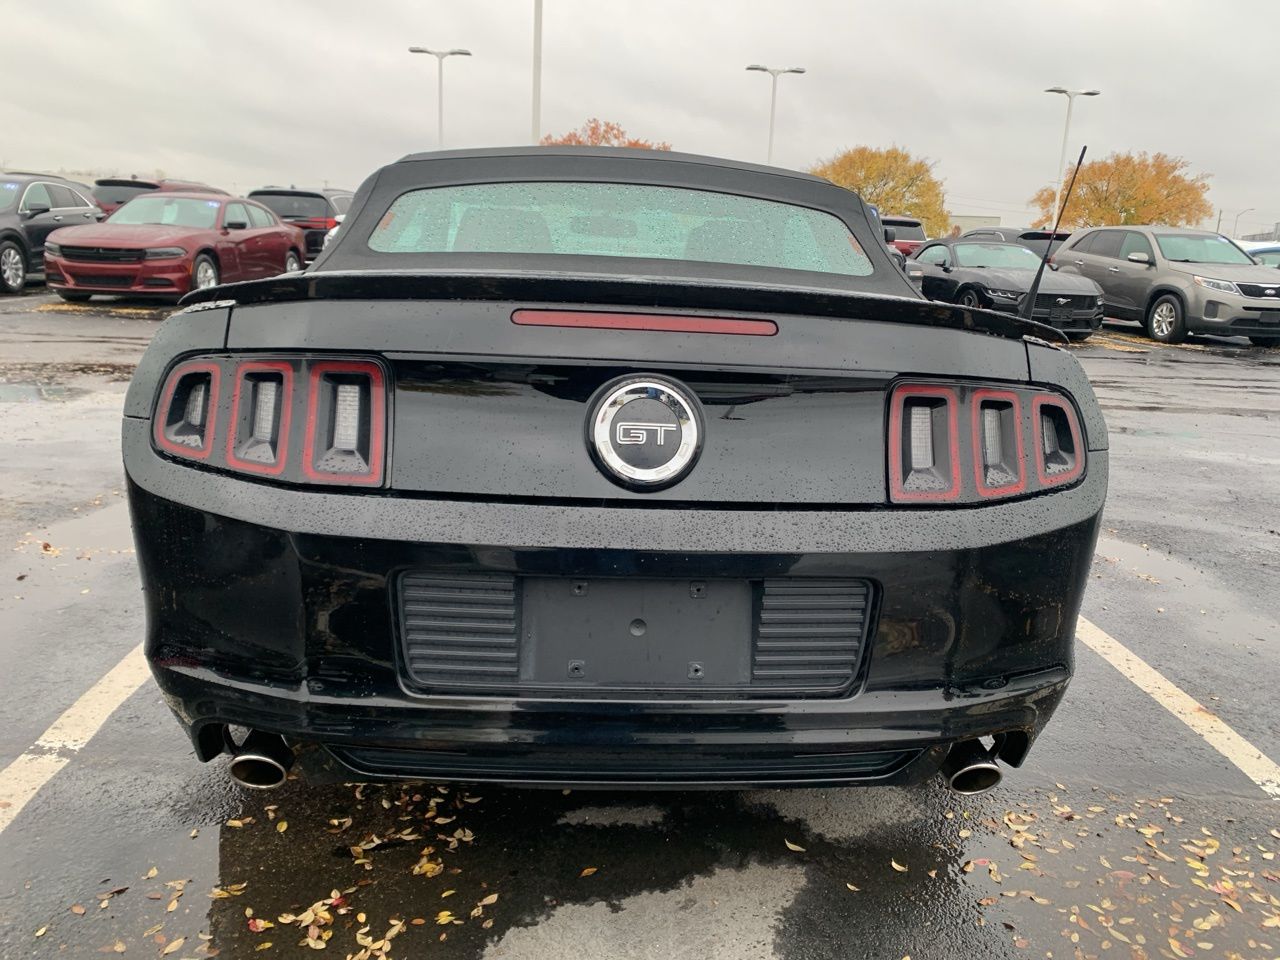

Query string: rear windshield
[109,196,221,228]
[953,242,1042,269]
[94,183,155,205]
[367,182,873,277]
[0,181,20,213]
[1155,234,1253,265]
[884,221,926,241]
[253,193,330,220]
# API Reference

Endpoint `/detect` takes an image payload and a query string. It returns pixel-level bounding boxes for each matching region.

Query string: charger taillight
[888,385,960,502]
[154,361,220,460]
[302,360,386,485]
[889,382,1084,504]
[153,356,387,486]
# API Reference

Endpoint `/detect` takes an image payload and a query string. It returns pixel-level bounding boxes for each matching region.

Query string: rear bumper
[125,419,1106,787]
[44,253,192,297]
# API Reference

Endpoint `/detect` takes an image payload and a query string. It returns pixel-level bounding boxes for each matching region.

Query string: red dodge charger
[44,193,304,302]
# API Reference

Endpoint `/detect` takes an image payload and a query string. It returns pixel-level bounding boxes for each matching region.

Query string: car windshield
[253,193,330,219]
[0,181,20,213]
[1155,234,1253,264]
[953,242,1042,269]
[108,196,220,228]
[368,181,873,277]
[884,222,926,241]
[94,183,154,205]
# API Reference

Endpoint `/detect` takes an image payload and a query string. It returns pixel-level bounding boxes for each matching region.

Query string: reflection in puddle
[0,382,90,402]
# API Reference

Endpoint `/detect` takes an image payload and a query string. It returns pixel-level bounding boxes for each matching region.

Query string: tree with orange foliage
[1030,152,1212,229]
[540,118,671,150]
[809,146,948,238]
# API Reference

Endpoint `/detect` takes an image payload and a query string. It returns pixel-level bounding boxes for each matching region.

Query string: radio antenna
[1021,144,1087,322]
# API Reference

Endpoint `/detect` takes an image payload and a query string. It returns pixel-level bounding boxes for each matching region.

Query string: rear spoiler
[180,270,1068,345]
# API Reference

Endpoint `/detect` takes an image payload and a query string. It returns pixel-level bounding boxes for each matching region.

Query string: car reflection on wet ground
[0,291,1277,959]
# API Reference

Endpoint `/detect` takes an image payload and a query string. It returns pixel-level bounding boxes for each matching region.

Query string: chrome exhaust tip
[941,739,1003,795]
[227,730,293,791]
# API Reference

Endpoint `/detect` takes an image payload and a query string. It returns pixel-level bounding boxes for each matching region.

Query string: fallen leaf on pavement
[784,840,806,852]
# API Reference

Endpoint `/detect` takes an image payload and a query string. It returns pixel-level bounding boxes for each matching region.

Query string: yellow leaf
[162,937,186,955]
[891,860,908,873]
[441,890,456,898]
[784,840,806,853]
[144,867,159,879]
[227,819,244,828]
[845,883,860,892]
[478,893,499,906]
[34,926,47,938]
[112,941,126,954]
[435,911,455,925]
[276,821,288,833]
[579,867,598,877]
[256,944,273,952]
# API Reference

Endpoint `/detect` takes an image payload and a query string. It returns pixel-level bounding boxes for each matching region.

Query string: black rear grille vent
[752,579,870,693]
[400,573,519,686]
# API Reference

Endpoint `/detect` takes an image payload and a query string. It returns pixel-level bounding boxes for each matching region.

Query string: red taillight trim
[153,360,221,461]
[887,384,961,503]
[301,360,386,486]
[511,309,778,336]
[1032,394,1084,487]
[225,360,294,476]
[971,388,1027,497]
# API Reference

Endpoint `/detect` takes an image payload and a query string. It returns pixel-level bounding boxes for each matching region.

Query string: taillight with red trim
[153,356,388,487]
[888,382,1084,504]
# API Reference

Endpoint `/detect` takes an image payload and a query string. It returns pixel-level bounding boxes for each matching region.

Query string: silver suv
[1055,226,1280,347]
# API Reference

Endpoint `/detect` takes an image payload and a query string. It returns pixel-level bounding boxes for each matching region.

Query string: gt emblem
[1055,297,1070,305]
[616,422,676,445]
[588,376,703,490]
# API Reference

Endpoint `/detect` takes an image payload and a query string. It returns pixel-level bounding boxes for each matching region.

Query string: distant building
[1241,224,1280,242]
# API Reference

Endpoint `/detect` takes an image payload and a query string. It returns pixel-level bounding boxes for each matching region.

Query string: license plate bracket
[521,578,752,690]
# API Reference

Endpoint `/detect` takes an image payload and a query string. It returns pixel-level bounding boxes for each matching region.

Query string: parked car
[247,187,353,262]
[1055,226,1280,346]
[912,238,1104,340]
[1239,241,1280,267]
[882,214,927,256]
[960,226,1072,259]
[92,177,229,216]
[0,172,102,294]
[44,193,304,302]
[124,147,1106,794]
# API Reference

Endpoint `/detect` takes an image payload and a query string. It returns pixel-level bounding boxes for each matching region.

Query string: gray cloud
[8,0,1277,233]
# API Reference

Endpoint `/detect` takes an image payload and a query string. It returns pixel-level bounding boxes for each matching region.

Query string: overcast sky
[8,0,1278,234]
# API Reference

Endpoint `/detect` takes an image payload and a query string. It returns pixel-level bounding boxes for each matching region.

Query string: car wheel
[958,288,982,309]
[1249,336,1280,348]
[57,292,92,303]
[1066,331,1093,343]
[0,241,26,294]
[192,254,220,291]
[1145,294,1186,344]
[284,251,301,274]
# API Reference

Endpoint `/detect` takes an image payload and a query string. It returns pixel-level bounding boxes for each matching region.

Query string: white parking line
[0,644,150,835]
[1078,616,1280,799]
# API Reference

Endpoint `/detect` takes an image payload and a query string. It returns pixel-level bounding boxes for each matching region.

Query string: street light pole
[746,64,805,165]
[1045,87,1100,225]
[531,0,543,142]
[1232,208,1255,238]
[408,46,473,149]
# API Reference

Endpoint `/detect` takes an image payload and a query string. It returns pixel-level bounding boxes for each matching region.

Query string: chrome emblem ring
[588,376,702,489]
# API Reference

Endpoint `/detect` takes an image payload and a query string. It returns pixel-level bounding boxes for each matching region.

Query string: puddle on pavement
[0,382,91,402]
[39,777,1279,960]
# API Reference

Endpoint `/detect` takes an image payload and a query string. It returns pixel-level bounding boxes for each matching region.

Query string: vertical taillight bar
[301,360,386,486]
[226,361,294,475]
[154,360,221,460]
[1033,395,1084,487]
[971,388,1026,497]
[888,384,960,502]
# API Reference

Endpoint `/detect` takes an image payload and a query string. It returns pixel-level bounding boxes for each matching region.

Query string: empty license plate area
[522,578,753,692]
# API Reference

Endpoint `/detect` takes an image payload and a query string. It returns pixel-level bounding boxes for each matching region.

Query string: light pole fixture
[746,64,806,165]
[531,0,543,143]
[1045,87,1100,225]
[1232,208,1255,237]
[409,46,472,149]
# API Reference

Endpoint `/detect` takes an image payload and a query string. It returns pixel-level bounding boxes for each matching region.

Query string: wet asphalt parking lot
[0,290,1277,960]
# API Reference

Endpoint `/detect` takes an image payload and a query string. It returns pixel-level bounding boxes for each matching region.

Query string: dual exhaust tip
[223,731,1003,795]
[227,730,294,791]
[941,739,1003,795]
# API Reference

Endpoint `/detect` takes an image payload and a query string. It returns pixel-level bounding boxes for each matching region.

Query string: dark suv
[92,177,229,216]
[247,187,354,262]
[0,173,102,294]
[1056,225,1280,346]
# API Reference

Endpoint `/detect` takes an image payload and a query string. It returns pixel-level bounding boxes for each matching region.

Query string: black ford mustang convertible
[123,147,1107,793]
